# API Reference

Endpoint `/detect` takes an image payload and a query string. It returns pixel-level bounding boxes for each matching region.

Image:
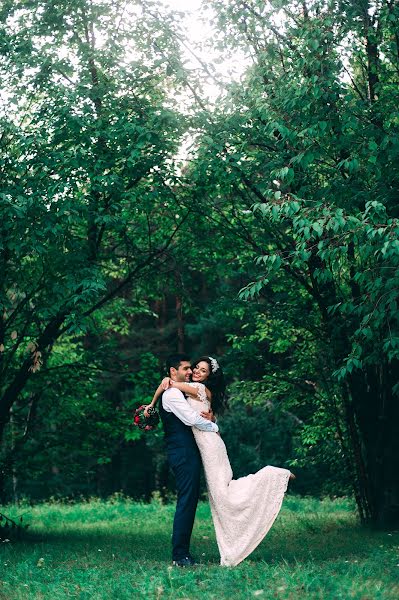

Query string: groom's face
[172,361,192,382]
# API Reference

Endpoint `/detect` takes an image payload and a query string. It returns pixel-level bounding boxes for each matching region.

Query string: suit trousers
[168,445,201,561]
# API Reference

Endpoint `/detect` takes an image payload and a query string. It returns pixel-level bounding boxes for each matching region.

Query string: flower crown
[209,356,219,373]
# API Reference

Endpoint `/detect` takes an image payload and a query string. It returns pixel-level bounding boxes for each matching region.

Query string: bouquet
[133,405,160,431]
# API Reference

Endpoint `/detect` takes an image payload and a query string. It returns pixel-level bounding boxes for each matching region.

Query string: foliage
[190,0,399,525]
[1,0,399,530]
[0,0,191,498]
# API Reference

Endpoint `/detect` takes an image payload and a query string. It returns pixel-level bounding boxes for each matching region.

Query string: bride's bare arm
[144,379,211,417]
[167,380,211,402]
[143,382,166,417]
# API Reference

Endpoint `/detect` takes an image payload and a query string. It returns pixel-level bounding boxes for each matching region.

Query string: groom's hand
[201,409,215,422]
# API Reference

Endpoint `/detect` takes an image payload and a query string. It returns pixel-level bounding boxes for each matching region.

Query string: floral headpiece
[209,356,219,373]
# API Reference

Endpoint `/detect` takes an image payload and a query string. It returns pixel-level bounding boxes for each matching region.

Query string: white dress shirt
[162,387,219,432]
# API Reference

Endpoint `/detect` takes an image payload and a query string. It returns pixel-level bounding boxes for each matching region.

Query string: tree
[0,0,192,495]
[194,0,399,525]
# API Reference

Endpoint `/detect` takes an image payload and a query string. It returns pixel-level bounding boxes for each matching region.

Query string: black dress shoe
[172,556,197,567]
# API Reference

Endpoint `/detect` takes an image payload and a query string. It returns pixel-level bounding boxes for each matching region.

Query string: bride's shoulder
[188,382,209,402]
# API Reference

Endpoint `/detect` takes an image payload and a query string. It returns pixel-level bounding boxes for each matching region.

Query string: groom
[158,353,219,567]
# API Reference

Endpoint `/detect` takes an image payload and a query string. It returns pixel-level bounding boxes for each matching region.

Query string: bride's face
[192,361,210,383]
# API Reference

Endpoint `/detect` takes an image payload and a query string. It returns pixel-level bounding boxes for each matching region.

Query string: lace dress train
[188,384,290,567]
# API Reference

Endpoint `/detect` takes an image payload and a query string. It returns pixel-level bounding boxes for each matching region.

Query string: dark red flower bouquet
[133,405,160,431]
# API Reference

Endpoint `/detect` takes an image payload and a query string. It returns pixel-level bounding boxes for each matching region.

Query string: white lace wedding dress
[188,383,291,567]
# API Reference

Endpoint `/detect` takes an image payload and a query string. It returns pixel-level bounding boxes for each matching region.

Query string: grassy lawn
[1,496,398,599]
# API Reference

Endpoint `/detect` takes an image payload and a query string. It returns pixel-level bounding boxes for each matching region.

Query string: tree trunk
[175,271,185,352]
[349,360,399,526]
[0,311,66,442]
[176,294,185,353]
[9,407,18,502]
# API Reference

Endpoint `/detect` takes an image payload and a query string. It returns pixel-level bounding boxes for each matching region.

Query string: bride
[147,355,294,567]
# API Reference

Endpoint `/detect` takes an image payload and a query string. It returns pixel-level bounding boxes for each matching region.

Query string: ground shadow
[11,514,398,567]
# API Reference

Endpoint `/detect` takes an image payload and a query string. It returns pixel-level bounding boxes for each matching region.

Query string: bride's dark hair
[193,356,227,415]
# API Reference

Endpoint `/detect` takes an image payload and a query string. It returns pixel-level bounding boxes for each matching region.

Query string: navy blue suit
[159,396,201,561]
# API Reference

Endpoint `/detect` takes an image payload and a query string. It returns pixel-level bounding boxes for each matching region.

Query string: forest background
[1,0,399,529]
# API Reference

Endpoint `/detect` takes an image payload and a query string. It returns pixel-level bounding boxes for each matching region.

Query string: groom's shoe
[172,556,197,567]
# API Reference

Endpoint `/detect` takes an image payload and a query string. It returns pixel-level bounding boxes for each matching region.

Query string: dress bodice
[186,382,211,413]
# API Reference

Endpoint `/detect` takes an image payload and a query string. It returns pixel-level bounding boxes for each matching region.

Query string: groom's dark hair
[165,353,191,376]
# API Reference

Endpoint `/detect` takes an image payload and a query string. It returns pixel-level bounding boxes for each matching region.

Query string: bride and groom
[146,353,294,568]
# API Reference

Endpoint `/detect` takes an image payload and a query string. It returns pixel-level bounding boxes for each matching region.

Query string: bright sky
[161,0,249,103]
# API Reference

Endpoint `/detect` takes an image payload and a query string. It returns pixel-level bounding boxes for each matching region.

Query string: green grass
[1,496,399,599]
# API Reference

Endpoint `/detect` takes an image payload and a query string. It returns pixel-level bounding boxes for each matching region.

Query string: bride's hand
[161,377,172,390]
[201,410,216,423]
[201,409,215,422]
[143,405,152,418]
